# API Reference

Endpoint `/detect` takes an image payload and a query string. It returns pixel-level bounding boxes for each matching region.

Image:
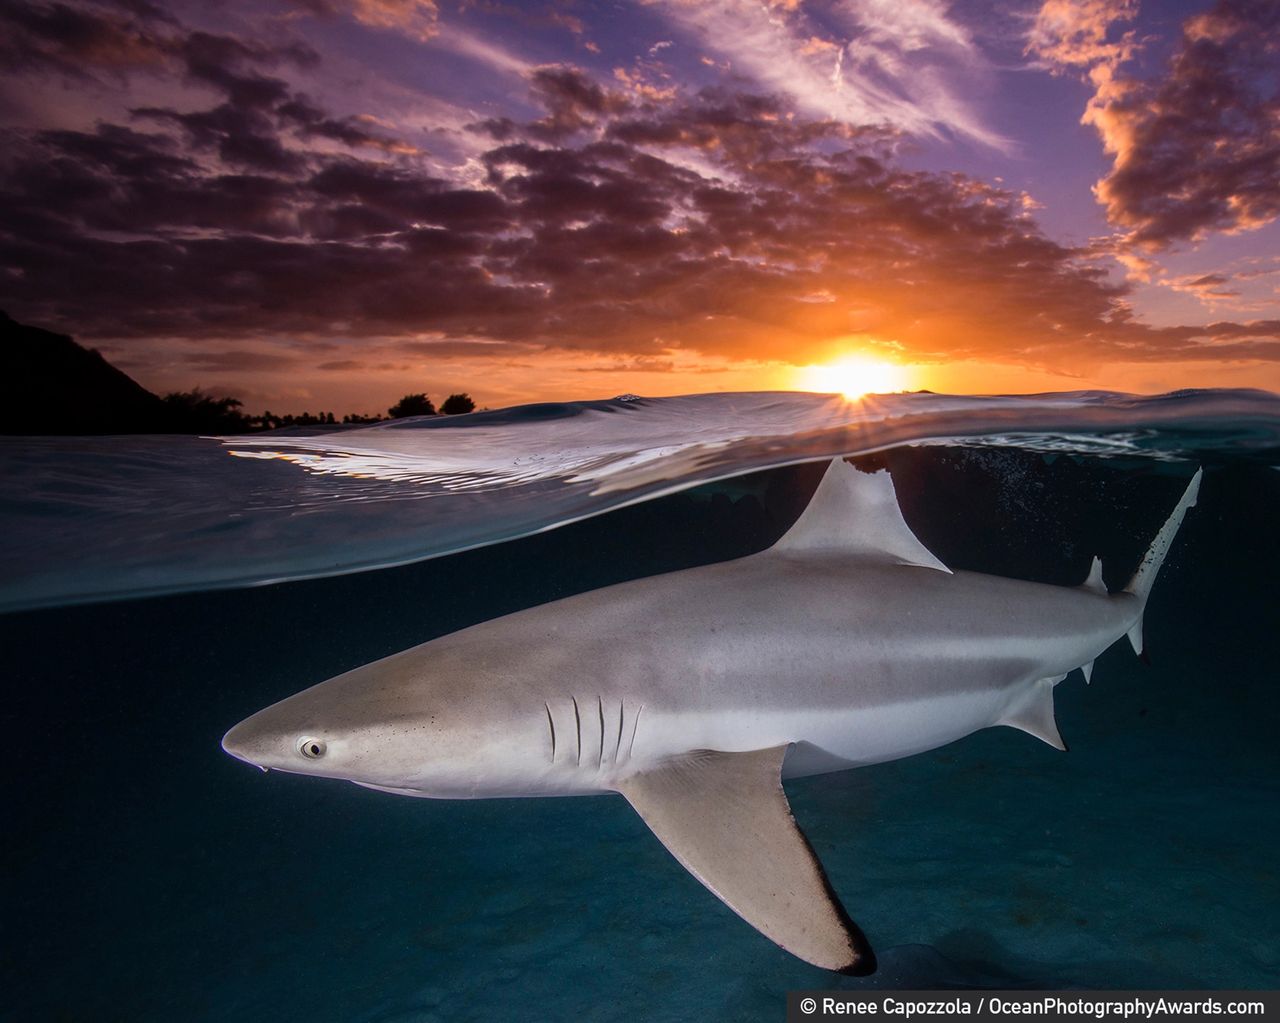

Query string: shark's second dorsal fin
[772,459,950,573]
[1081,556,1106,595]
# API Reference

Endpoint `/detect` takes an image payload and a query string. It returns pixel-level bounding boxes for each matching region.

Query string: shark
[222,458,1201,974]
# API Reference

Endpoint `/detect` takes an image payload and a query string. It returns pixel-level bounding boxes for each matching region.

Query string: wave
[2,388,1278,613]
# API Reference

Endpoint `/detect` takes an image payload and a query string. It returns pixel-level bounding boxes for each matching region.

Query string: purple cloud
[1,9,1277,380]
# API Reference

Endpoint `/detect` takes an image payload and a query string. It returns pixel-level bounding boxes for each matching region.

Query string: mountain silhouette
[1,311,176,434]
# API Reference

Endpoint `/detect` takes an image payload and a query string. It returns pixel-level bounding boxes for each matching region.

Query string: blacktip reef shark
[222,458,1201,974]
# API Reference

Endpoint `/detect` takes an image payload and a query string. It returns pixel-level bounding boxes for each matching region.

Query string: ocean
[3,389,1279,1021]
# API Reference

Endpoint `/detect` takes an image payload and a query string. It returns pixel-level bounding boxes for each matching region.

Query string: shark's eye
[298,737,327,760]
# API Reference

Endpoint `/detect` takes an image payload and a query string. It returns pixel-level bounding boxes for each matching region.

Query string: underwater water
[3,389,1280,1021]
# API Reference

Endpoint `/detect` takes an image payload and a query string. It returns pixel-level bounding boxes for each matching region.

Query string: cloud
[277,99,420,155]
[1030,0,1280,251]
[181,349,301,371]
[575,356,678,373]
[646,0,1004,148]
[126,25,413,172]
[288,0,439,41]
[1236,260,1280,282]
[428,23,532,75]
[395,338,543,358]
[1,1,415,167]
[0,0,176,80]
[2,39,1278,377]
[1164,272,1240,302]
[1026,0,1137,71]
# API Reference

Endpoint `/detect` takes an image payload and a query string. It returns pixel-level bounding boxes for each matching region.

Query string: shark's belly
[783,689,1010,777]
[629,673,1023,780]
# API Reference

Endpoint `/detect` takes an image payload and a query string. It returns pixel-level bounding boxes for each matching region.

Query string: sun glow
[794,356,911,400]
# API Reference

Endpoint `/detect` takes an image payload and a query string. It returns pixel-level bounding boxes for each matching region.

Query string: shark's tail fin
[1122,467,1202,654]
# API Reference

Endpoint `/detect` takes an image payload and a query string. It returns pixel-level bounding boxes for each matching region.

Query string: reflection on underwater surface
[3,388,1280,612]
[3,442,1279,1021]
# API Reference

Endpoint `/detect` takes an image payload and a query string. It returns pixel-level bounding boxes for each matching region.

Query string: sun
[794,356,911,400]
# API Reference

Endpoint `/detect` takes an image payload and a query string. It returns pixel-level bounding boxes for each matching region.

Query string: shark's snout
[222,701,340,776]
[221,719,270,772]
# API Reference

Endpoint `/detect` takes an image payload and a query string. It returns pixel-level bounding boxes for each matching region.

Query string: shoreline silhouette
[1,311,474,435]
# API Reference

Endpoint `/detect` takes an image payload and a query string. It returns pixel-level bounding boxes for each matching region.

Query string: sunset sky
[1,0,1278,413]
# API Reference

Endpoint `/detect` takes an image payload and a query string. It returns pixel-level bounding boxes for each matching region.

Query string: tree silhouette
[440,393,476,414]
[161,389,252,433]
[388,393,436,418]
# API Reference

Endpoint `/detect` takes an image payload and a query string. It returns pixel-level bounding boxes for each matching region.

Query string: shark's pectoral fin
[999,677,1067,751]
[616,745,875,974]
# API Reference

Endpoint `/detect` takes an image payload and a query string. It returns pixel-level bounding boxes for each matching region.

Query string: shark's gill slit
[627,704,643,761]
[597,696,605,769]
[614,700,625,763]
[571,696,581,765]
[544,702,556,763]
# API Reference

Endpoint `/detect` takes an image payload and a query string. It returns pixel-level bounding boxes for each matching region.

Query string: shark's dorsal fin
[616,745,875,974]
[772,459,950,572]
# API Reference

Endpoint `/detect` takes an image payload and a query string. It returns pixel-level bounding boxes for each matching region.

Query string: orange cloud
[293,0,440,40]
[1031,0,1280,252]
[1026,0,1138,71]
